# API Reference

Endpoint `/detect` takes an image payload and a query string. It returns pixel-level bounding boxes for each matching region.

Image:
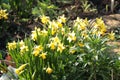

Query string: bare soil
[103,14,120,53]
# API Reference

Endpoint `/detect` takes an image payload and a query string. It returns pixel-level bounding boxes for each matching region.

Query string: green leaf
[1,3,10,10]
[32,7,41,16]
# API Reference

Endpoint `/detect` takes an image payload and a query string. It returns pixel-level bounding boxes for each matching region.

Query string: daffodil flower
[69,46,77,54]
[40,15,50,24]
[67,31,76,42]
[39,52,47,60]
[41,29,48,36]
[15,64,28,75]
[19,40,25,47]
[20,45,29,54]
[61,28,65,35]
[32,45,43,56]
[0,9,8,19]
[46,67,53,74]
[57,42,65,53]
[78,42,84,47]
[59,14,66,23]
[31,27,41,41]
[33,50,40,56]
[48,41,56,50]
[34,45,43,51]
[51,36,60,44]
[108,32,115,40]
[7,41,17,50]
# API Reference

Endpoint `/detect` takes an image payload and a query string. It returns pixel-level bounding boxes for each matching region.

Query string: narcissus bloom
[46,67,53,74]
[15,64,28,75]
[108,32,115,40]
[32,45,43,56]
[40,15,50,24]
[57,42,65,53]
[59,14,66,23]
[20,45,29,54]
[81,31,88,39]
[7,41,17,50]
[19,40,25,47]
[39,52,47,60]
[0,9,8,19]
[41,29,48,36]
[34,45,43,52]
[33,50,40,56]
[51,27,57,35]
[57,21,63,28]
[69,46,77,54]
[78,42,84,47]
[67,31,76,42]
[94,18,107,34]
[48,41,56,50]
[31,27,41,41]
[61,28,65,35]
[51,36,60,44]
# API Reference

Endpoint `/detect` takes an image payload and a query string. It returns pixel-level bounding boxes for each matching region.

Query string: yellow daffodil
[31,30,37,41]
[51,27,57,35]
[15,69,22,75]
[73,17,81,29]
[108,32,115,40]
[48,41,56,50]
[74,17,88,31]
[39,52,47,60]
[79,22,86,30]
[49,21,59,35]
[75,17,81,23]
[69,46,76,54]
[92,29,98,35]
[40,15,50,24]
[49,20,58,29]
[33,50,40,56]
[32,45,43,56]
[7,41,17,50]
[61,28,65,35]
[81,31,88,39]
[0,9,8,19]
[59,14,66,23]
[57,42,65,53]
[57,21,63,28]
[96,17,104,25]
[34,45,43,52]
[31,27,41,41]
[20,45,29,54]
[18,64,28,71]
[19,40,25,47]
[78,42,84,47]
[99,29,106,35]
[84,18,89,26]
[67,31,76,42]
[51,36,60,44]
[46,67,53,74]
[41,29,48,36]
[15,64,28,75]
[94,18,107,33]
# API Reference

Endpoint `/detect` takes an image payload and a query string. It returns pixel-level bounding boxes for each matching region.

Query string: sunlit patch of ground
[107,41,120,54]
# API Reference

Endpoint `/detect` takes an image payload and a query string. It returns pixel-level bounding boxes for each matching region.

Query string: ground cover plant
[6,15,120,80]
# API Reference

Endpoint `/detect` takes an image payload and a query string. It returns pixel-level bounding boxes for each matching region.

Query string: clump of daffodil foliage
[7,15,120,80]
